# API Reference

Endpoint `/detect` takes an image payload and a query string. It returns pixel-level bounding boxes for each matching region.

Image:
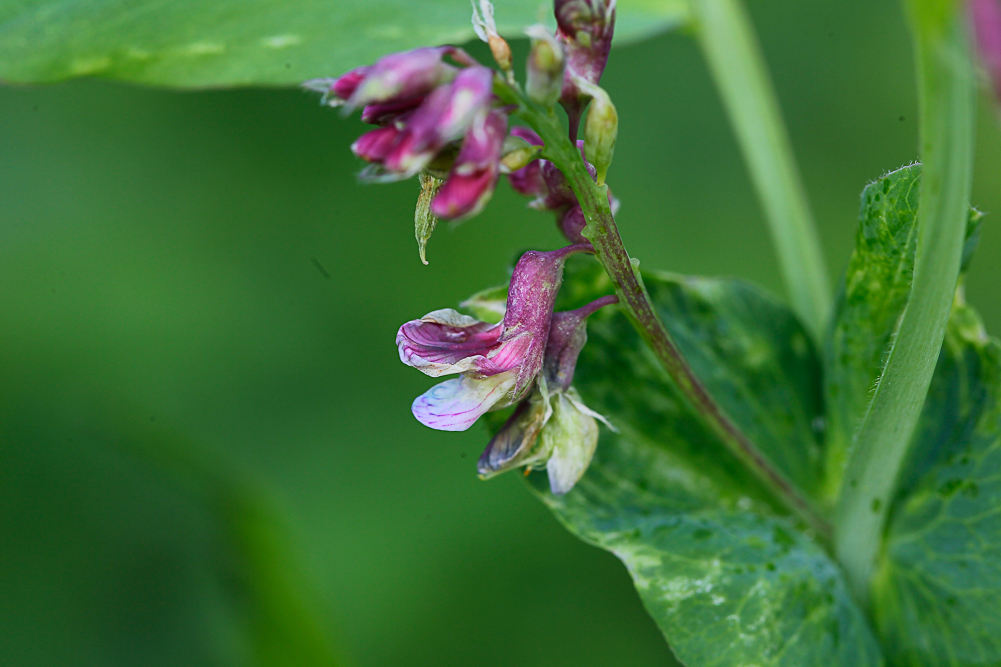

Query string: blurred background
[2,0,1000,665]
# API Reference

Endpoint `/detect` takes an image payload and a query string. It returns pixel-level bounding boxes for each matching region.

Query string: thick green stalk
[834,0,975,607]
[507,99,831,539]
[690,0,831,344]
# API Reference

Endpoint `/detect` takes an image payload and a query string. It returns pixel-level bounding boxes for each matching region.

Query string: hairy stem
[690,0,831,344]
[834,0,976,608]
[509,98,831,539]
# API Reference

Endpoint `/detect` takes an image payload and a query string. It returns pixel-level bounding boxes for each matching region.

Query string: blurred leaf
[0,0,688,87]
[534,261,882,665]
[823,164,981,498]
[871,297,1001,666]
[0,386,342,667]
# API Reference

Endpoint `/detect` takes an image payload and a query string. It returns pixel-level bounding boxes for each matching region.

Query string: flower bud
[554,0,617,138]
[559,205,588,244]
[347,47,457,110]
[303,67,370,106]
[525,25,566,107]
[972,0,1001,103]
[381,66,495,178]
[506,128,548,197]
[431,109,507,220]
[581,82,617,184]
[499,134,543,173]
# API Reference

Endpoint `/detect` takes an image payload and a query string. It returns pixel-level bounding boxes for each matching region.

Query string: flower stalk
[507,86,832,539]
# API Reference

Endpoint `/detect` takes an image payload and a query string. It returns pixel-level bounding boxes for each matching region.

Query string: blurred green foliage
[1,0,1000,665]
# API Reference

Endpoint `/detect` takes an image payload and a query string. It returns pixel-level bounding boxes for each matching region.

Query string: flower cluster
[305,46,507,221]
[396,244,618,494]
[311,0,621,493]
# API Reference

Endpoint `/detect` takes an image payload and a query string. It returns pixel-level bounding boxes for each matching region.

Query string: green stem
[834,0,976,608]
[690,0,831,344]
[506,96,831,540]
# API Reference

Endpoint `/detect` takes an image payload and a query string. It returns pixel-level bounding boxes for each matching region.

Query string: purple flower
[430,110,508,220]
[349,65,496,182]
[554,0,617,138]
[397,244,592,431]
[478,295,619,494]
[972,0,1001,102]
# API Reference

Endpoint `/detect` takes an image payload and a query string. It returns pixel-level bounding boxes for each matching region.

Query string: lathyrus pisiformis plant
[303,0,1001,664]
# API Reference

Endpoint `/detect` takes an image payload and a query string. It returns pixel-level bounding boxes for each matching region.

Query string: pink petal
[397,309,502,376]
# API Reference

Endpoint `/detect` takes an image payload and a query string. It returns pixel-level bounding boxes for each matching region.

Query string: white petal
[411,371,517,432]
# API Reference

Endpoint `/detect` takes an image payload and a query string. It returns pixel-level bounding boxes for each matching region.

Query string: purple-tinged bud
[972,0,1001,102]
[525,24,566,107]
[347,47,458,110]
[554,0,617,138]
[398,244,592,431]
[581,82,617,184]
[506,128,548,197]
[478,294,618,493]
[351,125,404,163]
[543,295,619,389]
[382,66,496,178]
[431,110,507,220]
[303,67,371,106]
[499,134,543,173]
[559,205,588,244]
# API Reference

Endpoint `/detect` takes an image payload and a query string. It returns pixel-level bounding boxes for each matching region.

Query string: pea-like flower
[397,244,592,431]
[478,294,619,494]
[307,47,517,225]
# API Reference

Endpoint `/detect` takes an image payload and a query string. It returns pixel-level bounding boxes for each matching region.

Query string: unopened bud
[499,134,542,173]
[525,25,566,107]
[580,82,617,185]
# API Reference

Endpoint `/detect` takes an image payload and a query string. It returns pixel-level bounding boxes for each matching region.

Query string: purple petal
[352,126,403,163]
[360,98,424,125]
[412,373,517,431]
[430,109,506,221]
[348,47,456,108]
[397,309,502,376]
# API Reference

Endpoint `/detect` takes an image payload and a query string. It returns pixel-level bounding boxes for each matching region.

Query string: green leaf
[534,261,882,665]
[871,297,1001,666]
[0,0,689,86]
[823,164,981,499]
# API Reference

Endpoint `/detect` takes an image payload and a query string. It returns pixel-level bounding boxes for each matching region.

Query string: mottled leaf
[871,297,1001,666]
[824,164,981,498]
[0,0,689,86]
[532,260,883,666]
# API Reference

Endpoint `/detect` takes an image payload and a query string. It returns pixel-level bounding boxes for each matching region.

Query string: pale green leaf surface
[872,299,1001,667]
[0,0,688,86]
[531,261,882,666]
[823,164,981,497]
